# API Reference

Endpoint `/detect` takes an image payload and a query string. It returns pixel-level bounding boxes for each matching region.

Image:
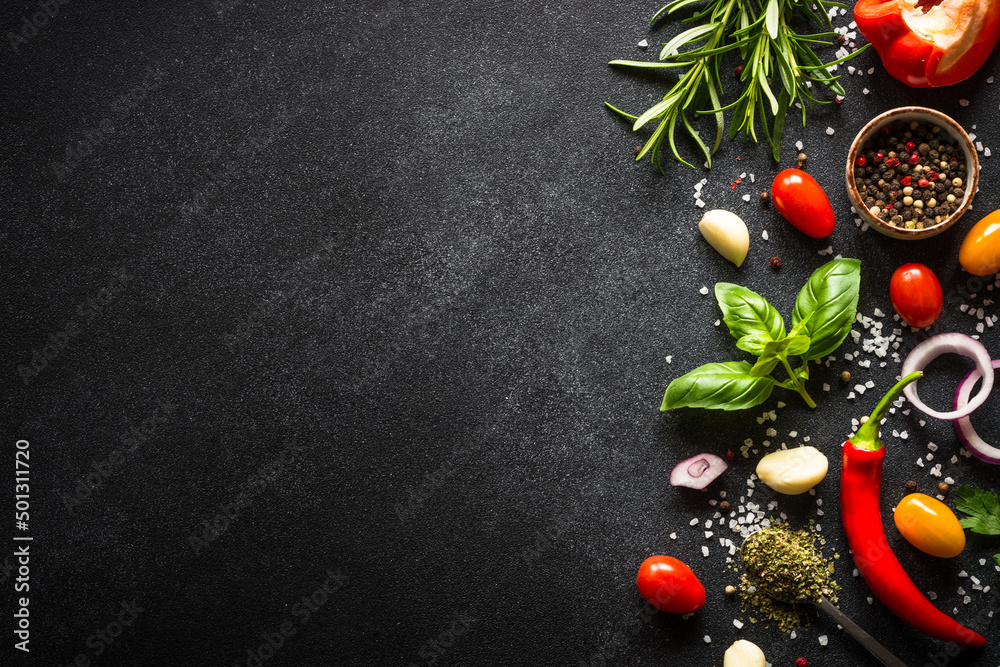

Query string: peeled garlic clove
[755,446,828,495]
[723,639,766,667]
[698,209,750,267]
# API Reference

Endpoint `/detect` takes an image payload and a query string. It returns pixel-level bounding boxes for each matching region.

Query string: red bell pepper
[855,0,1000,87]
[841,372,987,647]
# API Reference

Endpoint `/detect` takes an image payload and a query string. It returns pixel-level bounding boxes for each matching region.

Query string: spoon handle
[817,596,908,667]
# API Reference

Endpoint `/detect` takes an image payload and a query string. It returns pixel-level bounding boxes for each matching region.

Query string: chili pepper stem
[780,357,817,409]
[851,371,923,451]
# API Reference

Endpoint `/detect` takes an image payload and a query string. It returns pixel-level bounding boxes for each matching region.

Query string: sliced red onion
[670,453,728,490]
[953,359,1000,464]
[900,333,994,421]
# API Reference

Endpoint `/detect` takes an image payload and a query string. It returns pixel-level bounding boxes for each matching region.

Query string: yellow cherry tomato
[894,493,966,558]
[959,209,1000,276]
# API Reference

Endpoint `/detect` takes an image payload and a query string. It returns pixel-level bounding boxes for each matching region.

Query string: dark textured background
[4,1,1000,665]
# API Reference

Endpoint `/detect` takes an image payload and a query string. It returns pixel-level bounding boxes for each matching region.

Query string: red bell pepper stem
[842,371,986,647]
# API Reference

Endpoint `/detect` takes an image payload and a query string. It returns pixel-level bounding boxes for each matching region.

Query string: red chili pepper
[855,0,1000,87]
[841,372,986,647]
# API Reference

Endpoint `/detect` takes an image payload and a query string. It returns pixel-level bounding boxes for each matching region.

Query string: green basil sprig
[661,258,860,411]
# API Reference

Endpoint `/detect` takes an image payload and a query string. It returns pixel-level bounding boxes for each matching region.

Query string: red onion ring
[900,333,994,421]
[670,453,727,490]
[953,359,1000,464]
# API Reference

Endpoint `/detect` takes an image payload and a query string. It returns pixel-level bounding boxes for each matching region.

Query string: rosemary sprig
[607,0,869,169]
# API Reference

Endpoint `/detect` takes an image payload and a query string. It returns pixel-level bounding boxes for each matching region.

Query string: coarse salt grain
[699,286,709,295]
[762,230,769,240]
[819,635,828,646]
[826,127,835,136]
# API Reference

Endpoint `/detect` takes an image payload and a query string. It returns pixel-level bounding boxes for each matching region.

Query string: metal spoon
[741,532,908,667]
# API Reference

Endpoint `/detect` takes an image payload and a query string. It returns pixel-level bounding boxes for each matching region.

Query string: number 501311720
[15,440,29,532]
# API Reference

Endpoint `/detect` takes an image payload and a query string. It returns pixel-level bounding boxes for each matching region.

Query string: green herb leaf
[715,283,786,343]
[609,0,867,167]
[791,258,860,361]
[994,554,1000,568]
[661,361,776,411]
[748,336,809,377]
[955,486,1000,535]
[764,0,780,40]
[660,23,720,60]
[736,334,772,356]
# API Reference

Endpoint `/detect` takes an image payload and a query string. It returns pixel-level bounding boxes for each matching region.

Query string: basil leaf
[788,310,814,338]
[782,335,811,357]
[715,283,786,343]
[748,336,809,377]
[748,355,780,377]
[736,334,771,356]
[661,361,776,411]
[791,258,861,361]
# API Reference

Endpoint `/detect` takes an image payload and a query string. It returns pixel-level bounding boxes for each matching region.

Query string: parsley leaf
[955,486,1000,535]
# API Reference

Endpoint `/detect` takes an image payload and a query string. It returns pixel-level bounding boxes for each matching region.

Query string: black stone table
[5,1,1000,665]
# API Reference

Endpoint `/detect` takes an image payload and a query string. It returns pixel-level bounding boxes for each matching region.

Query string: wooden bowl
[845,106,978,240]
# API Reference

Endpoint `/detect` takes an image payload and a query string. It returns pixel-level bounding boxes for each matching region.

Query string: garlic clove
[698,209,750,267]
[723,639,766,667]
[755,446,829,495]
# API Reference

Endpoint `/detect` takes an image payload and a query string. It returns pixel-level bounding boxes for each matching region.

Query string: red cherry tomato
[770,169,836,238]
[890,263,943,329]
[636,555,706,614]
